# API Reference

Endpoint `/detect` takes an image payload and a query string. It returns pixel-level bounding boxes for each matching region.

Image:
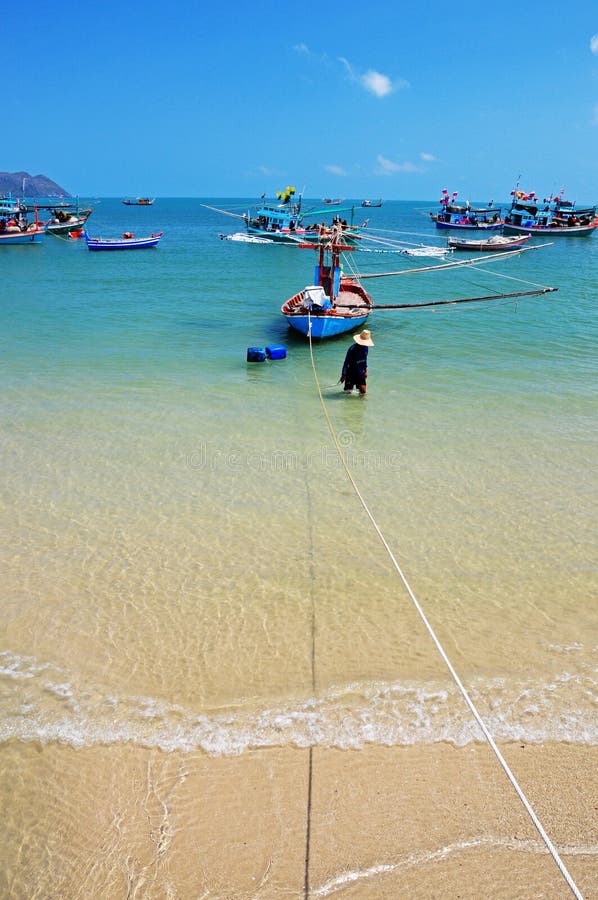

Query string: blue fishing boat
[205,186,365,245]
[503,188,597,237]
[431,189,503,231]
[84,230,163,250]
[245,187,363,244]
[281,231,373,339]
[0,197,45,245]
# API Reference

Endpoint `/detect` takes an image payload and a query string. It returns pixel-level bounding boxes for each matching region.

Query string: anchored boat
[431,189,503,231]
[205,186,365,245]
[0,197,45,245]
[122,197,155,206]
[503,188,597,237]
[84,231,163,250]
[281,229,373,339]
[447,234,531,252]
[43,200,93,236]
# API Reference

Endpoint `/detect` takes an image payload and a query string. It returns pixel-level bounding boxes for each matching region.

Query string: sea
[1,198,597,885]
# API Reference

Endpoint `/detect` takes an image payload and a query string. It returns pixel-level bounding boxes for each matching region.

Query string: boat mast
[316,228,353,302]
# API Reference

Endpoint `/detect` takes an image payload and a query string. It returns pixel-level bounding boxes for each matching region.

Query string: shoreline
[2,740,596,898]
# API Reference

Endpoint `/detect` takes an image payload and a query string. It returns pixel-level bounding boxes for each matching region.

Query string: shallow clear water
[1,198,597,755]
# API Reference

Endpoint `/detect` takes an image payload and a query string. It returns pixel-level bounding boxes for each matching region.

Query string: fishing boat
[322,198,343,205]
[83,231,163,250]
[45,203,93,236]
[431,189,503,231]
[281,231,559,338]
[503,188,597,237]
[0,197,45,245]
[361,199,382,207]
[122,197,155,206]
[204,186,365,245]
[281,230,373,339]
[447,234,532,252]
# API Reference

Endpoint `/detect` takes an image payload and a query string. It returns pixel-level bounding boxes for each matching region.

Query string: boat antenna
[298,186,306,214]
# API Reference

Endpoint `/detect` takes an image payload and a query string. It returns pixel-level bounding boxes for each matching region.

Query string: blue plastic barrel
[247,347,267,362]
[266,345,287,360]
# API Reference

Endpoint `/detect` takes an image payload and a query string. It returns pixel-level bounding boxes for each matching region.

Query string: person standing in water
[340,329,374,394]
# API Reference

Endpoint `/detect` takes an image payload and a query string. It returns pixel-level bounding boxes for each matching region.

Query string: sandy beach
[2,741,596,898]
[2,200,597,898]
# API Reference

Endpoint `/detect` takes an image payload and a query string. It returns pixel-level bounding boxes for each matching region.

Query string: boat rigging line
[351,243,551,279]
[302,326,583,900]
[366,225,458,241]
[331,239,558,310]
[358,230,448,252]
[200,203,248,220]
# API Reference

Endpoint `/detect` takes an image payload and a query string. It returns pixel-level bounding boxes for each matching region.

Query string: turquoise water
[1,198,597,752]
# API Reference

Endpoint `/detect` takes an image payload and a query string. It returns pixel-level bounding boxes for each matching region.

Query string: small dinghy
[447,233,531,252]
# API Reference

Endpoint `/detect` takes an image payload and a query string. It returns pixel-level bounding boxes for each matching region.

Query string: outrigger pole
[335,241,558,309]
[336,286,558,310]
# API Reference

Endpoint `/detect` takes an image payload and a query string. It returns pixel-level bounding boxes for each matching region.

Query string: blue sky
[4,1,598,201]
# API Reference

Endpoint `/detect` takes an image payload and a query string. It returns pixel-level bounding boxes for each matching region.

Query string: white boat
[447,234,532,252]
[219,232,272,244]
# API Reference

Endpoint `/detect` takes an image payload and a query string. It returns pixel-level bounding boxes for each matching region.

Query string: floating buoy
[266,345,286,360]
[247,347,267,362]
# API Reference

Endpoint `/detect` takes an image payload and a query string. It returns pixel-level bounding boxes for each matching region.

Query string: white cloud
[361,70,393,98]
[590,34,598,54]
[338,57,408,97]
[324,164,347,176]
[420,152,437,162]
[375,155,420,176]
[293,43,310,55]
[338,56,356,79]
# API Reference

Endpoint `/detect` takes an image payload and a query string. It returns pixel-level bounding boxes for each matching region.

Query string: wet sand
[1,741,596,898]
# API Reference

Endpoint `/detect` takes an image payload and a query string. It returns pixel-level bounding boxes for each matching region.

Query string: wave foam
[1,650,596,754]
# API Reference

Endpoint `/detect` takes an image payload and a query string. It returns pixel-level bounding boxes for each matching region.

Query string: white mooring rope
[306,325,584,900]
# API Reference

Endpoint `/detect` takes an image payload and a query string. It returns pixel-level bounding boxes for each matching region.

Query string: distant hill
[0,171,71,198]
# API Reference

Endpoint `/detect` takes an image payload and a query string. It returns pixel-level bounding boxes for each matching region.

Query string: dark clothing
[341,343,368,390]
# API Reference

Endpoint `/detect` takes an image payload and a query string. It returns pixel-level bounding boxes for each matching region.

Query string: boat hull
[283,311,369,339]
[282,280,373,339]
[247,225,361,245]
[85,232,163,250]
[435,220,503,231]
[0,228,44,245]
[503,222,597,237]
[46,211,92,236]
